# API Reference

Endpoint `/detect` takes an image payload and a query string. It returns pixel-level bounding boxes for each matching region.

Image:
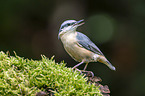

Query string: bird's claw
[72,68,94,77]
[81,70,94,77]
[72,68,82,73]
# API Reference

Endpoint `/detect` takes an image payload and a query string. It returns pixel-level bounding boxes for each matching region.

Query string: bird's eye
[60,22,75,30]
[67,23,71,26]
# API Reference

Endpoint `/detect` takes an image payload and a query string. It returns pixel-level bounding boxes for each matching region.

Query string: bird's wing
[76,32,104,56]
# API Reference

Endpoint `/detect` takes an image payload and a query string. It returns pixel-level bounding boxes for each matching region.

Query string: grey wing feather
[76,32,104,55]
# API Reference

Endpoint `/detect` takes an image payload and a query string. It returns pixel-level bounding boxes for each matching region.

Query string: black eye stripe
[71,22,75,25]
[61,22,76,29]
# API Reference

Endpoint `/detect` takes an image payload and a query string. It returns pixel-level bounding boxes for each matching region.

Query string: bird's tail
[98,55,116,71]
[105,60,116,71]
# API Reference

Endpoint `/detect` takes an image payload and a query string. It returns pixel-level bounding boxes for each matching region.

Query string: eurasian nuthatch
[58,19,116,71]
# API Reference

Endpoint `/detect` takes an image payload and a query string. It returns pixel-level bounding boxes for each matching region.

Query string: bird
[58,19,116,72]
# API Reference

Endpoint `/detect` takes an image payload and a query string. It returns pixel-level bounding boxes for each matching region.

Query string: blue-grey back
[76,32,104,56]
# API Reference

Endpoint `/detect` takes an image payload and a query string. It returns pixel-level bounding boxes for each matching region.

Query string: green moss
[0,51,102,96]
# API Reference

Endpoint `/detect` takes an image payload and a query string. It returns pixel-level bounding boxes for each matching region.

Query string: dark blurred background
[0,0,145,95]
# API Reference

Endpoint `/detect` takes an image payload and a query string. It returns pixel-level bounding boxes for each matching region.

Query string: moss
[0,51,102,96]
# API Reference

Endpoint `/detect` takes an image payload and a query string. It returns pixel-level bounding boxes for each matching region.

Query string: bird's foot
[72,68,94,77]
[72,68,82,73]
[81,70,94,77]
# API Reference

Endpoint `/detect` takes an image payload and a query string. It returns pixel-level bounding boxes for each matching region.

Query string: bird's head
[58,19,84,39]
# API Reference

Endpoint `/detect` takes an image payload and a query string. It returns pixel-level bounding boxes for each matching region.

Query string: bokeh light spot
[87,14,116,43]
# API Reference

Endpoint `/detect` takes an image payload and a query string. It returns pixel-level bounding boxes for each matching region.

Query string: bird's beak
[73,19,85,27]
[77,19,84,23]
